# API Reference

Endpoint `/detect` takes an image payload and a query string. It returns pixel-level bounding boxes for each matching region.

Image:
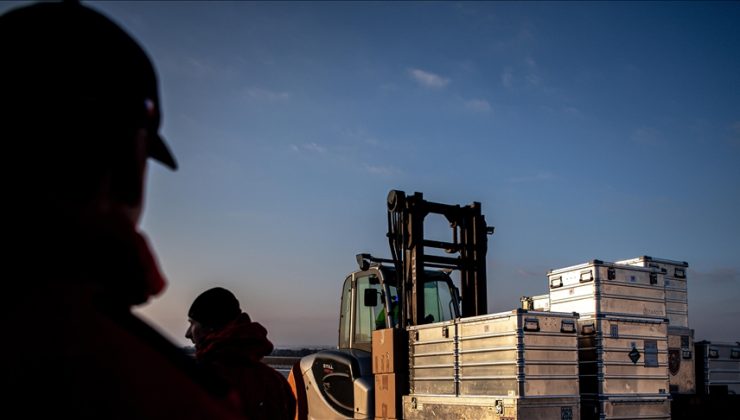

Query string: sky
[4,1,739,348]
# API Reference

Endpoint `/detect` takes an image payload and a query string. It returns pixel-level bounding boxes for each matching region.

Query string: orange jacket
[197,314,297,420]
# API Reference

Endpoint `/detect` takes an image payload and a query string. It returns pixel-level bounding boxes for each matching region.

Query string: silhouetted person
[186,287,296,420]
[1,2,240,418]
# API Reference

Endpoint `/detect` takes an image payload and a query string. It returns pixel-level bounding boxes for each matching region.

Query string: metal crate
[532,293,551,311]
[408,319,457,395]
[581,395,670,420]
[578,315,670,398]
[548,260,666,319]
[456,309,580,398]
[616,255,690,328]
[403,394,580,420]
[668,326,696,394]
[695,340,740,395]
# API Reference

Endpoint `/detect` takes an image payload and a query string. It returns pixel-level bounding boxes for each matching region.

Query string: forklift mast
[386,190,494,328]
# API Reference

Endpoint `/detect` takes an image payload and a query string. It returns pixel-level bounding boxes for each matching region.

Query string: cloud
[465,99,492,112]
[290,142,326,154]
[563,106,582,117]
[169,55,237,80]
[508,172,554,183]
[337,127,381,147]
[731,121,740,145]
[517,268,543,278]
[364,164,400,177]
[631,127,662,145]
[691,267,740,285]
[502,53,544,89]
[526,73,541,86]
[247,87,291,102]
[501,67,513,88]
[408,68,450,88]
[525,56,537,68]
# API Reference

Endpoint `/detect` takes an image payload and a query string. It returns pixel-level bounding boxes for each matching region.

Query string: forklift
[290,190,493,419]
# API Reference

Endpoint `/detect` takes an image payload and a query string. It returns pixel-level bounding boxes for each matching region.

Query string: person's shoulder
[6,283,241,419]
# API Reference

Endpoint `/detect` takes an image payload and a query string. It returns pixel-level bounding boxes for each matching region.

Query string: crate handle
[579,270,593,283]
[524,318,540,332]
[561,319,576,333]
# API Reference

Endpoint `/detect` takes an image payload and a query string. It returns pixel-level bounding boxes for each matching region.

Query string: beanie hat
[188,287,241,329]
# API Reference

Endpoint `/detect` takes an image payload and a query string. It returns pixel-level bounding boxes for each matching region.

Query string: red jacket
[6,212,241,419]
[197,314,296,420]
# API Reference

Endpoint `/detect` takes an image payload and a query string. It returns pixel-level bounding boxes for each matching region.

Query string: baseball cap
[0,1,177,169]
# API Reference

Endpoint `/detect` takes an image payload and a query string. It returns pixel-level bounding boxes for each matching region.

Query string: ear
[108,128,148,208]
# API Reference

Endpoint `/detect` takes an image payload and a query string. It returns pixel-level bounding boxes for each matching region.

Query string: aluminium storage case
[577,315,671,420]
[531,293,550,311]
[695,340,740,395]
[548,260,670,420]
[548,260,666,319]
[667,326,696,394]
[404,309,580,420]
[616,256,690,328]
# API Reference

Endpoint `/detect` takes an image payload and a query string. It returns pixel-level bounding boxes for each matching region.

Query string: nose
[185,324,192,340]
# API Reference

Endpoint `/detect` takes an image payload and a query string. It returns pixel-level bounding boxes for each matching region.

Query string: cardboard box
[372,328,406,374]
[375,373,403,419]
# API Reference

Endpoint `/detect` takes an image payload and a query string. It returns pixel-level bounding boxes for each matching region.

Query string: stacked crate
[404,309,581,419]
[615,256,695,394]
[371,328,408,419]
[548,260,670,420]
[695,341,740,395]
[615,256,689,328]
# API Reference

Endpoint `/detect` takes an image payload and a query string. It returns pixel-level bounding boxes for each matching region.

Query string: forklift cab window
[354,275,383,346]
[338,276,352,349]
[374,286,399,330]
[423,280,456,324]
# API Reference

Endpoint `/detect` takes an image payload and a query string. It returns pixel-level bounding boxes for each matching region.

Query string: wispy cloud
[563,106,582,117]
[501,67,513,88]
[494,21,536,51]
[691,267,740,285]
[247,87,291,102]
[337,127,382,147]
[517,268,542,278]
[290,142,326,154]
[408,68,450,88]
[731,121,740,145]
[364,163,400,177]
[508,172,554,183]
[502,53,543,89]
[186,57,212,76]
[526,73,541,86]
[465,99,492,112]
[631,127,662,145]
[524,55,541,87]
[168,55,237,80]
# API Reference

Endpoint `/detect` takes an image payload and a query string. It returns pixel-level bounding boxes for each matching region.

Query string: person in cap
[186,287,296,420]
[1,2,240,418]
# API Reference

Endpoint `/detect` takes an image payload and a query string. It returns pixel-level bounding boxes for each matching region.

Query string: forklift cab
[338,264,460,353]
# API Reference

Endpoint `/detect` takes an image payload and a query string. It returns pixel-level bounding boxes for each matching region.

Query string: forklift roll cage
[339,190,493,352]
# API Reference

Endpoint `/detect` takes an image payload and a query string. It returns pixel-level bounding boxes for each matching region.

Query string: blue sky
[5,1,739,347]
